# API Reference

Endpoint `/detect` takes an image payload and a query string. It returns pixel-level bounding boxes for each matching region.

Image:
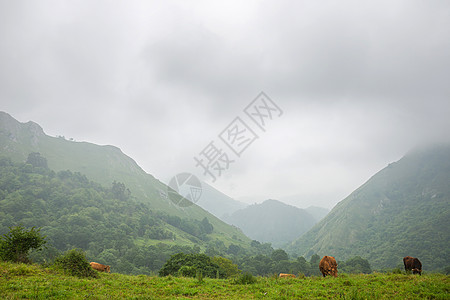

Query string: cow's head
[330,268,338,277]
[412,268,421,275]
[105,265,111,273]
[329,261,338,277]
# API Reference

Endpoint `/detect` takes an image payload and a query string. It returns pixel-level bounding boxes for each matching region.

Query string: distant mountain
[224,199,317,248]
[288,144,450,271]
[195,181,247,220]
[0,111,252,251]
[305,206,329,222]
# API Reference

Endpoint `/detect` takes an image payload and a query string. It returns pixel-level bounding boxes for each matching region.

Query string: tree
[227,244,241,255]
[111,181,131,201]
[309,254,322,276]
[251,240,261,248]
[309,254,321,266]
[444,265,450,275]
[296,256,309,273]
[201,217,214,234]
[159,253,224,278]
[212,256,241,278]
[341,256,372,274]
[271,249,289,262]
[0,225,47,263]
[54,249,98,278]
[26,152,48,169]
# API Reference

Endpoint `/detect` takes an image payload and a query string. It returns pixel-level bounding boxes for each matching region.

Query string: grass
[1,261,449,299]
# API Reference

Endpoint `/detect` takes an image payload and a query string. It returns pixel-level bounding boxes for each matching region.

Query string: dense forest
[0,154,375,276]
[0,154,266,274]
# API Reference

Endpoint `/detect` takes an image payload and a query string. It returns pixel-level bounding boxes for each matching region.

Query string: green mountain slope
[0,158,277,274]
[1,112,176,212]
[288,145,450,271]
[0,112,252,254]
[225,199,317,248]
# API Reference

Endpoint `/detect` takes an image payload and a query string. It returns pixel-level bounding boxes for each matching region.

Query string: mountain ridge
[287,144,450,270]
[0,111,252,247]
[195,181,248,221]
[225,199,317,248]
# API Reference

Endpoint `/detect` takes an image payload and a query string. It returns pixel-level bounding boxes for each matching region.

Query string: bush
[391,268,403,275]
[0,225,47,263]
[178,265,196,277]
[234,272,257,285]
[269,273,281,280]
[341,256,372,274]
[159,253,224,278]
[444,266,450,275]
[54,249,98,278]
[211,256,241,278]
[196,270,204,283]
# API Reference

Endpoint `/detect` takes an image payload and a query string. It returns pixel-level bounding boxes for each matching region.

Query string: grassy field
[1,261,449,299]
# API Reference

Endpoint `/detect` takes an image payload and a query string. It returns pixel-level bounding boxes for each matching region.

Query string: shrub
[234,272,257,285]
[444,266,450,275]
[0,225,47,263]
[196,270,204,283]
[211,256,241,278]
[391,268,403,275]
[178,265,196,277]
[54,249,98,278]
[341,256,372,274]
[269,273,278,280]
[159,253,224,278]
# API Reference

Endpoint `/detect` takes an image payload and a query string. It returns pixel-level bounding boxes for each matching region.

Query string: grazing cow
[319,256,338,277]
[403,256,422,275]
[279,273,296,278]
[90,262,111,273]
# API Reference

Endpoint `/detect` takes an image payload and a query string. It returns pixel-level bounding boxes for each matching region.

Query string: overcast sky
[1,0,449,209]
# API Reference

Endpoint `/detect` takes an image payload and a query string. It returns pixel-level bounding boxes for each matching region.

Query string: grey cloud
[265,1,450,104]
[1,0,449,208]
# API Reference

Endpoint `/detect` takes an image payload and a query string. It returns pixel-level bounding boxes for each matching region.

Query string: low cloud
[1,0,449,209]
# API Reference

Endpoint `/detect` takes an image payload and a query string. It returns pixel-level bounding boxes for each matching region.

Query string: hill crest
[288,144,450,270]
[0,111,252,249]
[225,199,317,247]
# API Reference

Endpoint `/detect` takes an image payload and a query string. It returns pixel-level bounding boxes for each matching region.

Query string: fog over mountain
[1,0,449,209]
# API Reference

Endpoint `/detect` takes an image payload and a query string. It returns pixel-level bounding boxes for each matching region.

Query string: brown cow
[319,256,338,277]
[279,273,296,278]
[90,262,111,273]
[403,256,422,275]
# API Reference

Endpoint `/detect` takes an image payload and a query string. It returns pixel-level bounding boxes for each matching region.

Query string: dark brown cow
[403,256,422,275]
[319,256,338,277]
[90,262,111,273]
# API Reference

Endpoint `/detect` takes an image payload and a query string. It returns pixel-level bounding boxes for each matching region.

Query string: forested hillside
[0,111,252,250]
[0,111,244,233]
[288,145,450,271]
[0,156,273,274]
